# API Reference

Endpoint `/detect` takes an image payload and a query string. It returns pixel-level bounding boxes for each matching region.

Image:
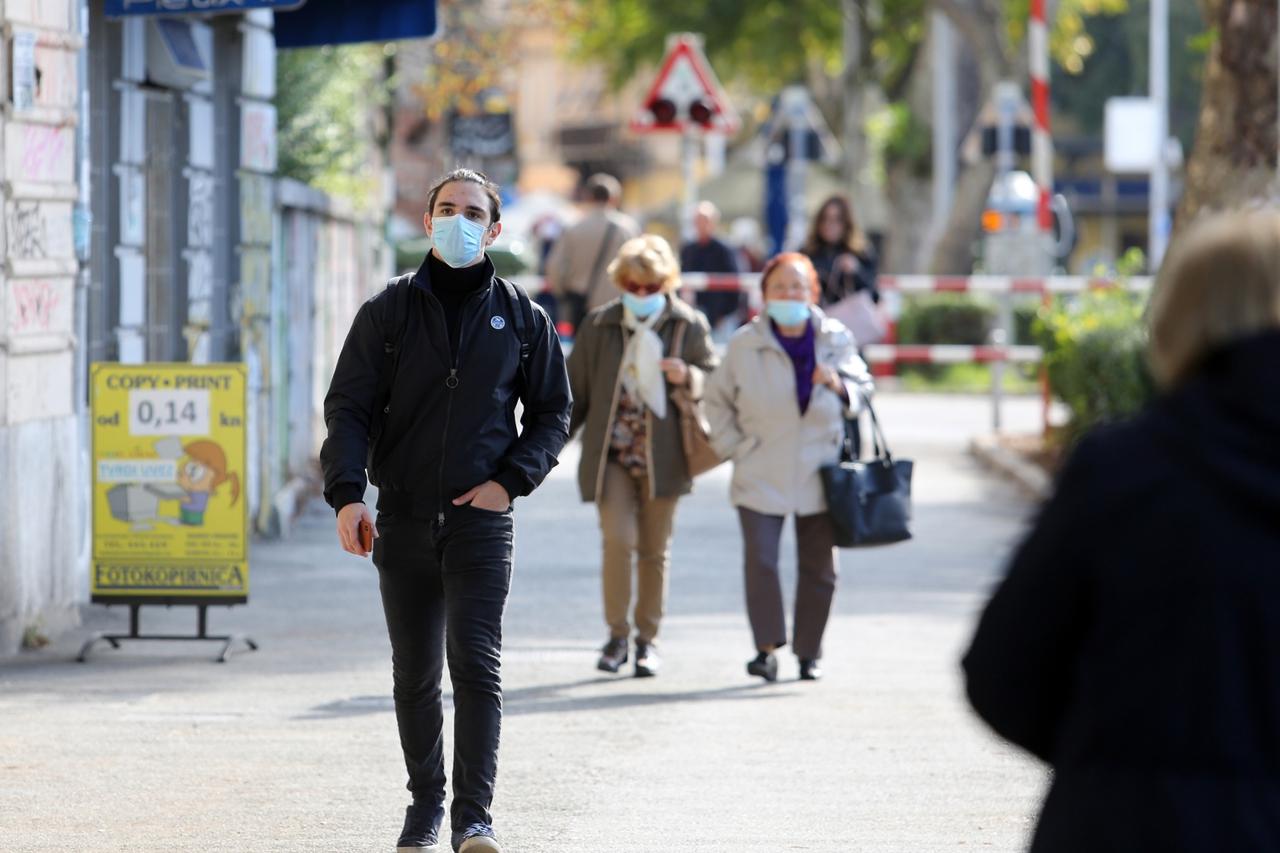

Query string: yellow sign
[90,363,248,602]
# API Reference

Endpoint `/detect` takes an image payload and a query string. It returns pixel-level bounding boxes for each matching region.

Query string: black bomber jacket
[320,255,572,521]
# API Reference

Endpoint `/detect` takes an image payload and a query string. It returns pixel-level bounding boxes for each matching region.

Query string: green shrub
[1034,290,1155,442]
[1013,302,1039,345]
[896,295,994,346]
[895,295,994,381]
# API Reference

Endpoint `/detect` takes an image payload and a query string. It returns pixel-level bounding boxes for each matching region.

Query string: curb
[969,434,1052,501]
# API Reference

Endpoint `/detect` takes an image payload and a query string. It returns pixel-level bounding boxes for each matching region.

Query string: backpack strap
[500,276,536,391]
[370,273,414,440]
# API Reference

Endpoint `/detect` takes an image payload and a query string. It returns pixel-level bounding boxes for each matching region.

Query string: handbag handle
[843,396,892,464]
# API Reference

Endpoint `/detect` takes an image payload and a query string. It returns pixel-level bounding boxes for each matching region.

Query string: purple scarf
[771,319,817,414]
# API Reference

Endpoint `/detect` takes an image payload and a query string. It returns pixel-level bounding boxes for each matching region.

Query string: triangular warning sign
[630,34,740,135]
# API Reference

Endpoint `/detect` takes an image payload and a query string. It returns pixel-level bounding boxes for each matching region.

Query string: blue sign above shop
[274,0,436,48]
[105,0,307,17]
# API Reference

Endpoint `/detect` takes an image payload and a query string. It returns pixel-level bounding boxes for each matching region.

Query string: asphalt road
[0,393,1047,853]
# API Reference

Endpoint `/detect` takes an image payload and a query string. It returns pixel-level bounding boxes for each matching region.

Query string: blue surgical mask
[431,214,488,268]
[622,291,666,319]
[766,299,811,326]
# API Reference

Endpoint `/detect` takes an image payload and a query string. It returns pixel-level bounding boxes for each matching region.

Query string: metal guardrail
[512,272,1153,432]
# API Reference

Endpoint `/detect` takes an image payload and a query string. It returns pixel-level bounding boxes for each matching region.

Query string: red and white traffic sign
[629,33,740,135]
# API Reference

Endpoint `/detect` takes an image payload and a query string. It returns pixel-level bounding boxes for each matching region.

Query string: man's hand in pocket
[453,481,511,512]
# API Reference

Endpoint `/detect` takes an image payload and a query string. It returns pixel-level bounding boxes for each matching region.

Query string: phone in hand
[358,519,374,553]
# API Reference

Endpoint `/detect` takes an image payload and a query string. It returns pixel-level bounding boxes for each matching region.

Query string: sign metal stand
[77,602,258,664]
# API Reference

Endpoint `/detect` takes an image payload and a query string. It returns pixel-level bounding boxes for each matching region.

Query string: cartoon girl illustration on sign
[176,440,240,526]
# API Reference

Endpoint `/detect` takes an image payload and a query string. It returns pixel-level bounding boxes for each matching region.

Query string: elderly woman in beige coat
[567,234,717,678]
[704,252,873,682]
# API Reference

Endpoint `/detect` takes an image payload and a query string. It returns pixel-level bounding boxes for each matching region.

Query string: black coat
[806,243,879,306]
[963,331,1280,852]
[320,255,572,521]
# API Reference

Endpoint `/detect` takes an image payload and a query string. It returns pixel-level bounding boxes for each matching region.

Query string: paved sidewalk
[0,394,1046,852]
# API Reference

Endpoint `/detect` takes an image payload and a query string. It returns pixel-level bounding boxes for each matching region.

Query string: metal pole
[841,0,863,191]
[1149,0,1170,269]
[991,82,1019,434]
[931,13,956,247]
[1030,0,1054,272]
[680,128,698,244]
[783,86,810,251]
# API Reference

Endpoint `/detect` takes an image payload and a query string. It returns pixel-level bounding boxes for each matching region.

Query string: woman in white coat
[704,252,873,682]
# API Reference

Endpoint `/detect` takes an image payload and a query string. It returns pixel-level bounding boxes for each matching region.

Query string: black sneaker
[397,802,443,851]
[597,636,628,673]
[634,640,660,677]
[452,822,501,852]
[747,651,778,682]
[799,658,823,681]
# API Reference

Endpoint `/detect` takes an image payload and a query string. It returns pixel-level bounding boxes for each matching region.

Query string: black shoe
[397,802,443,851]
[634,640,660,677]
[597,636,628,673]
[452,822,501,852]
[799,659,823,681]
[747,651,778,682]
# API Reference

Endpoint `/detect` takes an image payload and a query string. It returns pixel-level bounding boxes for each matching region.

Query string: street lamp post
[1149,0,1170,269]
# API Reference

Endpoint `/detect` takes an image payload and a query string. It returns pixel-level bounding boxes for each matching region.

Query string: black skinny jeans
[372,503,514,831]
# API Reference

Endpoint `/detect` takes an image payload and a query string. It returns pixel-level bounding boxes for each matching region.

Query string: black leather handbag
[820,399,913,547]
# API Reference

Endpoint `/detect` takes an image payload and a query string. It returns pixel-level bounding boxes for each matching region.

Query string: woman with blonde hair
[964,210,1280,851]
[567,234,717,677]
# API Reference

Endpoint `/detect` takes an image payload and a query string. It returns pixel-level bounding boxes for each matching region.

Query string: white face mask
[431,214,488,268]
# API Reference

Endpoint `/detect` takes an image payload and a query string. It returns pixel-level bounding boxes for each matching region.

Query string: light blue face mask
[431,214,489,268]
[766,299,811,326]
[622,291,666,319]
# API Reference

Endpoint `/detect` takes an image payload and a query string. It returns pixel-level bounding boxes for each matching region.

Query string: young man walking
[320,169,572,853]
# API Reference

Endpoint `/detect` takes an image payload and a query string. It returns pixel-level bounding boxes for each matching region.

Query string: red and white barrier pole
[1029,0,1053,235]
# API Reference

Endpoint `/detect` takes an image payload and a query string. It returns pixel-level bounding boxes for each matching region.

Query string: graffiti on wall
[119,167,145,246]
[7,278,72,336]
[6,200,73,261]
[8,123,74,184]
[240,103,277,173]
[187,170,214,249]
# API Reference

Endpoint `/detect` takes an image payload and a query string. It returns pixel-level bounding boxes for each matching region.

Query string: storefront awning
[273,0,436,48]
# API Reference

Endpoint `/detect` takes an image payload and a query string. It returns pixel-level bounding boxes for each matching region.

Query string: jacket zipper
[434,288,484,526]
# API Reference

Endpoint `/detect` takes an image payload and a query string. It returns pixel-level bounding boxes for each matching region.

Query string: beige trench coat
[568,295,718,502]
[703,308,873,517]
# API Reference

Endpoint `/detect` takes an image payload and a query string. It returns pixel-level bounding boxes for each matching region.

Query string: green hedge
[1034,290,1155,442]
[896,295,994,346]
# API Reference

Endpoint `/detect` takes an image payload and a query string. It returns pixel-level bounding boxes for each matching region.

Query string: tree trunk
[927,158,997,273]
[925,0,1017,273]
[1176,0,1278,226]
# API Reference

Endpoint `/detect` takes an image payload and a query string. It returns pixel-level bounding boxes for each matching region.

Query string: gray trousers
[737,507,839,661]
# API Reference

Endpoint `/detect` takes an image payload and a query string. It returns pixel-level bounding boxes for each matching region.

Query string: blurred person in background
[704,252,872,683]
[680,201,743,336]
[803,194,879,309]
[544,173,639,332]
[963,210,1280,852]
[531,212,565,321]
[804,195,880,458]
[568,234,718,678]
[729,216,767,273]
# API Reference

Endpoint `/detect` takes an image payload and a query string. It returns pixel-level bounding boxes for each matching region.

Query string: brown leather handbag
[670,321,724,477]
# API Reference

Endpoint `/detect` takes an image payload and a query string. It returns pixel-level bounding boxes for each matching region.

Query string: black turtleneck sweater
[428,251,490,359]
